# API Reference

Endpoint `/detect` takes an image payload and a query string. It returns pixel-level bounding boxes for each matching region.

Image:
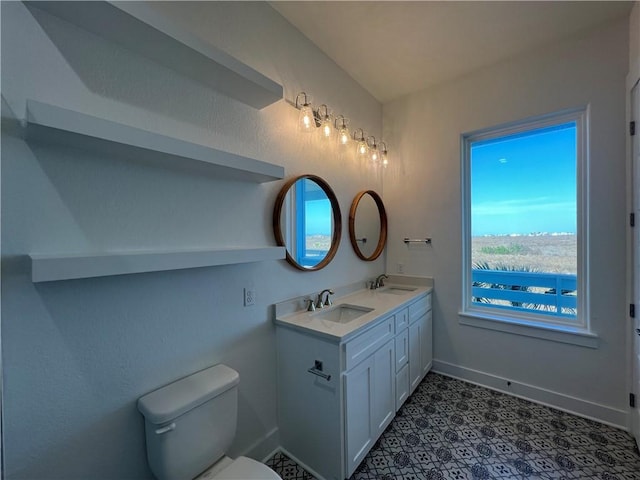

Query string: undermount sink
[378,286,417,295]
[313,304,374,324]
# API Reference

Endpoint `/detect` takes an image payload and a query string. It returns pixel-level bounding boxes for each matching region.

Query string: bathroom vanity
[274,278,433,480]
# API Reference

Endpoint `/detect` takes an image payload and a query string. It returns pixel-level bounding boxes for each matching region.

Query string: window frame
[460,107,595,346]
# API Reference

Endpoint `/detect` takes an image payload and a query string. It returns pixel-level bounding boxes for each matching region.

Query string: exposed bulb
[380,142,389,167]
[367,136,379,162]
[299,105,315,132]
[335,116,350,147]
[321,119,333,138]
[357,141,368,157]
[338,128,350,146]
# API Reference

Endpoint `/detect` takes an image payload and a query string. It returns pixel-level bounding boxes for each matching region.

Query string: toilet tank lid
[137,364,239,425]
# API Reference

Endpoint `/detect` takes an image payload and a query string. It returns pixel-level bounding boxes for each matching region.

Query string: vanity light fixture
[367,136,379,163]
[295,92,316,132]
[380,141,389,167]
[293,91,389,167]
[354,128,368,158]
[335,115,350,147]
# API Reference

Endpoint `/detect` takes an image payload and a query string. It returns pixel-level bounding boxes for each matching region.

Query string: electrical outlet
[244,288,256,306]
[397,263,405,274]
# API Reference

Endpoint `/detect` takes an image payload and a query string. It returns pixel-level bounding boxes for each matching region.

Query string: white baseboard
[431,360,628,430]
[278,447,328,480]
[241,427,280,463]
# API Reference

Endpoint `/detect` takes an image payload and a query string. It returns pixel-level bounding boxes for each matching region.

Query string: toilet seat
[211,456,281,480]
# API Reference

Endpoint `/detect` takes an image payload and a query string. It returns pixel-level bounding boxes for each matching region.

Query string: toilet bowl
[137,364,282,480]
[197,456,280,480]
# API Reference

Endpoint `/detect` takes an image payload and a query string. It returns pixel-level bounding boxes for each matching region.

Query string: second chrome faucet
[370,274,389,290]
[316,289,334,309]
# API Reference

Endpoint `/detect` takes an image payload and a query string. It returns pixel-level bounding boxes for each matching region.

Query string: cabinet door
[409,320,421,393]
[345,357,374,477]
[421,310,433,376]
[396,363,409,411]
[373,339,395,435]
[409,311,433,393]
[395,328,409,372]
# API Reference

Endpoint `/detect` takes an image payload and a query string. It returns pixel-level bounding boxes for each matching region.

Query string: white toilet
[137,364,281,480]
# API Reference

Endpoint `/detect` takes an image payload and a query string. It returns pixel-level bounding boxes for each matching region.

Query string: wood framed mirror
[348,190,387,261]
[273,174,342,271]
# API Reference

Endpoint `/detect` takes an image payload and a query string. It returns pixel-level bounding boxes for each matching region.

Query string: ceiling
[271,1,633,103]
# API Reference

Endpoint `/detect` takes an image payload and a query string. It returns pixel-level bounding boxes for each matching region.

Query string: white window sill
[458,310,599,348]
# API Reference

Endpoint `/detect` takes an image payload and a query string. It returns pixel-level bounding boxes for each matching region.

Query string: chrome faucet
[306,298,316,311]
[374,274,389,289]
[316,289,334,308]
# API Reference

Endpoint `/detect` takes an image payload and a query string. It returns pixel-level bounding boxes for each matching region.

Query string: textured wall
[630,3,640,83]
[383,19,629,423]
[1,2,382,479]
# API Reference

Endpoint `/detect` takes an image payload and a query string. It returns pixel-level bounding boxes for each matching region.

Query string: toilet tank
[138,364,240,480]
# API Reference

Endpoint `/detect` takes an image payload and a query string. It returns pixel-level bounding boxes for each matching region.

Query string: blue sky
[305,199,331,235]
[471,122,577,236]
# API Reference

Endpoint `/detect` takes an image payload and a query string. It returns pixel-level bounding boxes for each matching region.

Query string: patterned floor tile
[266,372,640,480]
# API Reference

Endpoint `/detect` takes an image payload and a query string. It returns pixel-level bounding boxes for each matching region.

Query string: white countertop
[274,283,432,342]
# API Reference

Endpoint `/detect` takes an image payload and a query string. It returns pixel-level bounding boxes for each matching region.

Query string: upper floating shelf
[30,246,287,283]
[27,1,283,109]
[25,100,285,183]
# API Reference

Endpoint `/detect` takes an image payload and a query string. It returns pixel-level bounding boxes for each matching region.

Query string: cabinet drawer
[409,294,431,323]
[394,308,408,332]
[345,317,394,371]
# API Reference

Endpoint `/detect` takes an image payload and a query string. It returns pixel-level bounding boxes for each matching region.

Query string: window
[294,178,332,267]
[461,109,591,339]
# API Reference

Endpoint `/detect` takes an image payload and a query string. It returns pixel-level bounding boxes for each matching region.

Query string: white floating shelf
[30,246,286,283]
[25,100,285,183]
[27,1,283,109]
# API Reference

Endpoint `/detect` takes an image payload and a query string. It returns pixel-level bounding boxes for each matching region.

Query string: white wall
[630,3,640,83]
[383,19,629,426]
[0,2,383,479]
[627,2,640,437]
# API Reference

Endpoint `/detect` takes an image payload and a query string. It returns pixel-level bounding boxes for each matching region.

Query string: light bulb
[366,136,379,162]
[299,105,315,132]
[316,104,332,140]
[370,147,379,163]
[338,127,350,146]
[335,116,350,147]
[380,142,389,167]
[353,129,368,158]
[357,140,368,157]
[321,119,333,138]
[295,93,316,133]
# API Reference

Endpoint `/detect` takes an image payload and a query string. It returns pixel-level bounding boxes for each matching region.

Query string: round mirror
[349,190,387,261]
[273,175,342,271]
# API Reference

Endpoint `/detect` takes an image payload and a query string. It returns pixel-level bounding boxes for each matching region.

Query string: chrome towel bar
[307,360,331,381]
[403,237,432,244]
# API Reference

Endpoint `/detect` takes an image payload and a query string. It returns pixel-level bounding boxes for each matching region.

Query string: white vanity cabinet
[276,290,432,480]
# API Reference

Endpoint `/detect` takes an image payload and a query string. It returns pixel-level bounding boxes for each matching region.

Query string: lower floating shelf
[30,246,286,282]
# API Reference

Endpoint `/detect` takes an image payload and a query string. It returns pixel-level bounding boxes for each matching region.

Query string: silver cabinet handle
[155,423,176,435]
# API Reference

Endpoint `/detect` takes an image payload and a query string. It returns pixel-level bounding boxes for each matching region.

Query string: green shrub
[479,244,525,255]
